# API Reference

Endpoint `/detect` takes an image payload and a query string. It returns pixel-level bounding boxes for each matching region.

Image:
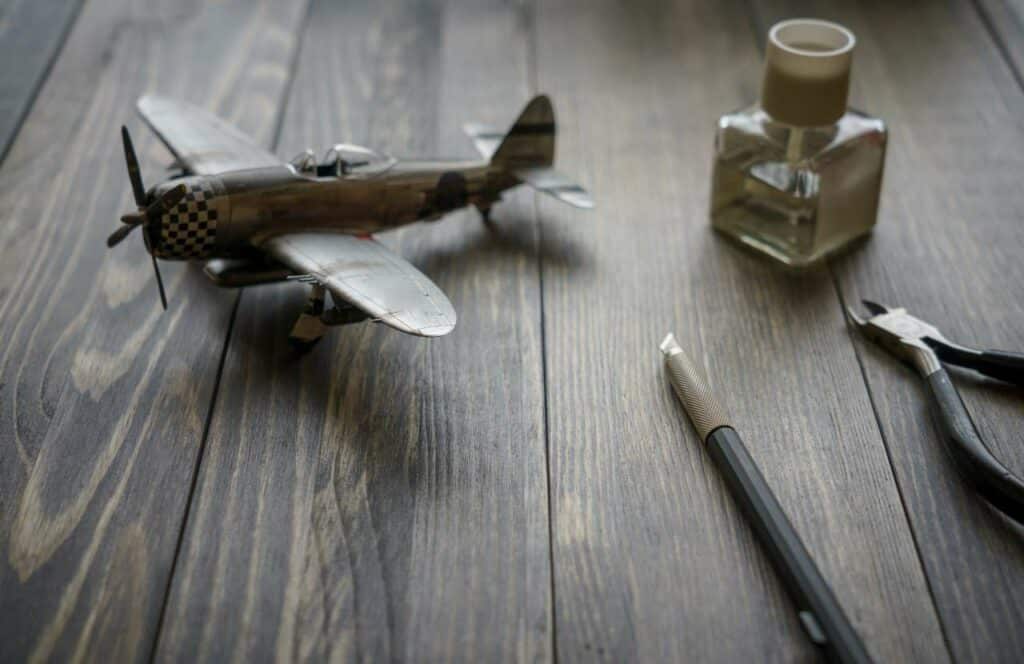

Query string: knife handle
[706,426,873,664]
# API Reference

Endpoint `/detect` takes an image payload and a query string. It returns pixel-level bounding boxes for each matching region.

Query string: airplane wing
[137,95,281,175]
[261,232,456,337]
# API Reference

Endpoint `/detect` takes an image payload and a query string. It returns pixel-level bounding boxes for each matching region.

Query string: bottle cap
[761,19,856,127]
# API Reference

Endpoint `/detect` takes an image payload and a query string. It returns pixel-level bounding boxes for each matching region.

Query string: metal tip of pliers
[861,299,890,316]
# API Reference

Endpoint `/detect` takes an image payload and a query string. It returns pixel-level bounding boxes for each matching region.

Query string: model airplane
[107,95,592,349]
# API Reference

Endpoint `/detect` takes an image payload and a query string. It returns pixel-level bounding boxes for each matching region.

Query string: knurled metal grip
[660,334,730,441]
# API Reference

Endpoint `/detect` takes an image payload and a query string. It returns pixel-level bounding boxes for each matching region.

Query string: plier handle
[848,300,1024,524]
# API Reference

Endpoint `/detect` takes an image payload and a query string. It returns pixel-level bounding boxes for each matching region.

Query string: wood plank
[153,0,551,660]
[535,0,949,661]
[975,0,1024,82]
[0,0,307,661]
[0,0,83,162]
[752,0,1024,660]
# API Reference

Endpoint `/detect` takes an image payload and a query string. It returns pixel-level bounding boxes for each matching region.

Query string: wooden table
[1,0,1022,661]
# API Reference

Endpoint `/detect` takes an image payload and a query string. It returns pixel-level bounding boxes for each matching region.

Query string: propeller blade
[145,183,187,217]
[122,126,147,207]
[150,252,168,310]
[106,222,140,248]
[141,225,168,310]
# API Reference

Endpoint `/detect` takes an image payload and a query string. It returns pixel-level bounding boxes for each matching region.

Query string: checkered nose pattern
[156,180,219,259]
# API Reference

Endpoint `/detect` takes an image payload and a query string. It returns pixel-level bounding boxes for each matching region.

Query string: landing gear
[479,205,492,223]
[288,284,328,352]
[475,195,499,224]
[287,283,372,354]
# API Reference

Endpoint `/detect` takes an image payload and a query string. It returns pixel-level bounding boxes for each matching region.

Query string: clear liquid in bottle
[711,106,886,267]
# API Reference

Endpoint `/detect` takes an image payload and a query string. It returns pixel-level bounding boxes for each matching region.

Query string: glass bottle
[710,19,887,268]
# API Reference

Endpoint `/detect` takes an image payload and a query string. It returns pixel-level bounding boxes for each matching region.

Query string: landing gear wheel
[288,284,328,353]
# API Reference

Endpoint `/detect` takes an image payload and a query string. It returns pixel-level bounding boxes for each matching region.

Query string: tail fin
[464,95,592,209]
[490,95,555,170]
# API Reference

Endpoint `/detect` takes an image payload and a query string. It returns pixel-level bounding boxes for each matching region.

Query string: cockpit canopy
[290,143,396,178]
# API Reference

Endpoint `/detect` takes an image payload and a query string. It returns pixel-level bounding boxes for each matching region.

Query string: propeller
[107,126,186,310]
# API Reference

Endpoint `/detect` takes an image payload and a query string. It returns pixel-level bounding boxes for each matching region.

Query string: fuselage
[148,159,512,260]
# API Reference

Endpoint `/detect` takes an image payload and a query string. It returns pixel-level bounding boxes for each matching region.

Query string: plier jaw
[848,300,1024,386]
[846,300,945,376]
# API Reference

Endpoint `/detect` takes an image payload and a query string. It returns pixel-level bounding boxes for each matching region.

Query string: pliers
[847,300,1024,524]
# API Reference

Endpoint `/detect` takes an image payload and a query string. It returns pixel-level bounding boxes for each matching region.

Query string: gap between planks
[738,3,954,660]
[146,0,317,658]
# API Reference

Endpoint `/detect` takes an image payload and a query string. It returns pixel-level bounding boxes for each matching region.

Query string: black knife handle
[926,368,1024,524]
[705,426,873,664]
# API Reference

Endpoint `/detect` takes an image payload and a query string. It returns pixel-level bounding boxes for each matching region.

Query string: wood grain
[2,0,1022,661]
[534,0,949,661]
[153,0,552,661]
[753,0,1024,661]
[0,0,306,660]
[976,0,1024,82]
[0,0,82,161]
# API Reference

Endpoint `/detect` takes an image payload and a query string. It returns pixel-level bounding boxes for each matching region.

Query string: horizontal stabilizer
[463,123,504,159]
[514,166,593,209]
